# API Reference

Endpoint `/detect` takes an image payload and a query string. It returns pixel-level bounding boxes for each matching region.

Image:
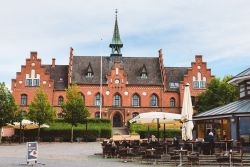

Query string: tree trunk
[71,125,74,143]
[19,123,22,144]
[37,125,41,142]
[85,120,88,142]
[0,127,3,144]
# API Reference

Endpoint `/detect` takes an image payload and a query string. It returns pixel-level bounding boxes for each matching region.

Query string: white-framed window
[170,98,175,108]
[200,81,206,88]
[86,72,93,77]
[58,96,64,105]
[193,81,199,88]
[141,73,147,79]
[169,82,179,89]
[113,94,121,107]
[132,94,140,107]
[33,79,40,86]
[26,79,32,86]
[21,94,28,106]
[95,93,101,106]
[151,94,158,107]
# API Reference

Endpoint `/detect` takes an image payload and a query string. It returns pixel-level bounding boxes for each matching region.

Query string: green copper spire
[110,9,123,56]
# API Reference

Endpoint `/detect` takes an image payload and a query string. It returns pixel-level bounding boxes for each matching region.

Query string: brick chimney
[52,58,56,68]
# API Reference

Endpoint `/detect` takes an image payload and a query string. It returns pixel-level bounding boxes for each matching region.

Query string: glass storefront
[196,118,231,140]
[239,117,250,145]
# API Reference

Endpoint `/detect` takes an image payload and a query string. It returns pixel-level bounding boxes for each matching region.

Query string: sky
[0,0,249,89]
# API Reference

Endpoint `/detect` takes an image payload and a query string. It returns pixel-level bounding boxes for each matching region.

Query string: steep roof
[165,67,188,91]
[193,99,250,120]
[228,68,250,86]
[71,56,162,85]
[45,65,68,90]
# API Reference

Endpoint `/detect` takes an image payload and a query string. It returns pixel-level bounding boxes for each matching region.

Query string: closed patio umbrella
[181,83,194,141]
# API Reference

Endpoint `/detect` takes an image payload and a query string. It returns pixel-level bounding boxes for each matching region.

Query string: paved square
[0,142,159,167]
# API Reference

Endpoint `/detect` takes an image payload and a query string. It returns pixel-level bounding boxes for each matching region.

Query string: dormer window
[140,64,148,79]
[169,82,179,89]
[141,73,147,79]
[86,72,93,77]
[86,62,94,78]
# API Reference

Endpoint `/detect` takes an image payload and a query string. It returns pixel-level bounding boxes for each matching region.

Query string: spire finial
[109,9,123,57]
[115,9,118,17]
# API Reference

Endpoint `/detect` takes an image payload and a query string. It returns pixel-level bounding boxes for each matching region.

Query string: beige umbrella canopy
[9,119,49,130]
[181,83,194,141]
[129,112,182,124]
[129,112,182,141]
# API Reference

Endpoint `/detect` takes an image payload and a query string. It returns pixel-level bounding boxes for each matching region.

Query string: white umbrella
[129,112,182,141]
[129,112,181,124]
[9,119,49,130]
[181,83,194,141]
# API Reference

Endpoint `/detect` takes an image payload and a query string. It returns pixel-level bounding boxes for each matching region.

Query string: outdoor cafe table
[220,139,234,152]
[174,149,188,167]
[146,148,156,156]
[185,141,199,153]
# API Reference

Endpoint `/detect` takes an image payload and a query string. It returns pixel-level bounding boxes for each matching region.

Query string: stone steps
[112,127,129,135]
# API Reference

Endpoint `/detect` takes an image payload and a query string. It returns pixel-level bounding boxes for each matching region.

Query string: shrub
[130,124,181,139]
[17,118,112,141]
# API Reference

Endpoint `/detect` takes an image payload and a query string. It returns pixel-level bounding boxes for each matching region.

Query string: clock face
[115,79,120,84]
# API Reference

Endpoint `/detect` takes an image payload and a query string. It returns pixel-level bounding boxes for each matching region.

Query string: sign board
[26,142,38,163]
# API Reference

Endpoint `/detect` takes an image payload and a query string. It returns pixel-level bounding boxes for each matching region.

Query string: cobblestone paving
[0,142,163,167]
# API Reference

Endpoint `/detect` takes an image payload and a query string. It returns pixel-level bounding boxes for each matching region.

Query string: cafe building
[193,68,250,145]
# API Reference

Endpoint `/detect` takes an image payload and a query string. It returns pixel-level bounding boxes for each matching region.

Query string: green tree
[196,76,239,113]
[61,84,89,142]
[15,109,27,143]
[28,87,55,141]
[0,83,17,143]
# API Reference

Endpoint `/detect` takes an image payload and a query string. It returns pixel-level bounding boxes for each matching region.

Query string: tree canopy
[196,76,239,113]
[61,84,89,142]
[0,83,17,143]
[0,83,16,127]
[29,87,55,140]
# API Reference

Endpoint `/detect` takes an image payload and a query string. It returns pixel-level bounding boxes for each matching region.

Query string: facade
[194,68,250,145]
[11,14,213,127]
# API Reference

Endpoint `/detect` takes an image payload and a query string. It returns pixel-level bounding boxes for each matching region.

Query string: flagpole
[99,38,103,119]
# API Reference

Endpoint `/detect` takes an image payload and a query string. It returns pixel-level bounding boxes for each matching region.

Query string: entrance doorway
[113,112,123,127]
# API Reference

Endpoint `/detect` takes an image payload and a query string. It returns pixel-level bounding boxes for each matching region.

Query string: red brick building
[11,15,213,127]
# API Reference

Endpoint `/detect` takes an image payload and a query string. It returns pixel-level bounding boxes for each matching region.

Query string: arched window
[21,94,28,106]
[95,93,101,106]
[58,96,64,105]
[151,94,158,107]
[78,92,85,104]
[170,97,175,108]
[113,93,121,107]
[132,94,140,107]
[95,112,100,118]
[132,112,139,118]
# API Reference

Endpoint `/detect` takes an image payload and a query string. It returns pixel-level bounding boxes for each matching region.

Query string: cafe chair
[187,152,200,167]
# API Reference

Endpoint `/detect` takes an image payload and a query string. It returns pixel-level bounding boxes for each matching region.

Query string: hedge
[129,124,181,139]
[17,119,112,142]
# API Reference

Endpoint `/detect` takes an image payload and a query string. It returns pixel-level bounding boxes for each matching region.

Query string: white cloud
[0,0,250,89]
